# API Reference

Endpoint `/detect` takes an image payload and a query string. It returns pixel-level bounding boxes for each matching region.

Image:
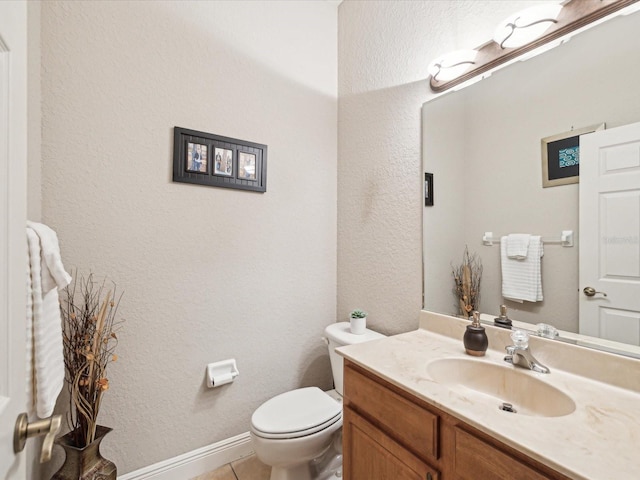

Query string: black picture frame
[541,123,604,188]
[173,127,267,192]
[424,172,434,206]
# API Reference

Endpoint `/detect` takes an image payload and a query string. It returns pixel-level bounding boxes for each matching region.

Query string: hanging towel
[506,233,531,259]
[26,221,72,292]
[501,235,544,303]
[26,222,72,418]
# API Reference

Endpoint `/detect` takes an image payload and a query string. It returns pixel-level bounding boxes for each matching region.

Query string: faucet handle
[510,329,529,349]
[537,323,559,339]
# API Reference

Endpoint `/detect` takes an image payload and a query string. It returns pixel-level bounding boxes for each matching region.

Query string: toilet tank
[323,322,386,396]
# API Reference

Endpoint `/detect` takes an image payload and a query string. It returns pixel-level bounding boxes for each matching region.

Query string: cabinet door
[344,407,439,480]
[344,365,439,461]
[453,427,556,480]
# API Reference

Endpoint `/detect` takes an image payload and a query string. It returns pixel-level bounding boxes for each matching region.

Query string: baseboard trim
[118,432,254,480]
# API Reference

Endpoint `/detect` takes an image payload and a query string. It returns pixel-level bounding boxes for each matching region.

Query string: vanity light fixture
[427,49,478,82]
[494,3,563,49]
[429,0,640,93]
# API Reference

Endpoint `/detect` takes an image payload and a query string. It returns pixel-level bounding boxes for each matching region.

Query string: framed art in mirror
[173,127,267,193]
[541,123,604,188]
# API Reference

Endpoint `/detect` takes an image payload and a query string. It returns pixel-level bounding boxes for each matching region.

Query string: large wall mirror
[422,9,640,356]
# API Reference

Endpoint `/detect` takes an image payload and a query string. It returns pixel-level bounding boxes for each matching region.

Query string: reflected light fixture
[494,3,564,49]
[427,49,478,82]
[428,0,640,93]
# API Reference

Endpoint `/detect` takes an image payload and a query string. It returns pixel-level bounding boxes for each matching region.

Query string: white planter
[350,316,367,335]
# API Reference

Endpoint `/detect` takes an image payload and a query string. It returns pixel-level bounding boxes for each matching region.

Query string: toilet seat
[251,387,342,440]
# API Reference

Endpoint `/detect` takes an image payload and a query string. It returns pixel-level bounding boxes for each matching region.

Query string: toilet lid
[324,322,385,346]
[251,387,342,439]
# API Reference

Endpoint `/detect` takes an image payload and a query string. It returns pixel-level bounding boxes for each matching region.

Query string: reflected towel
[26,223,71,418]
[501,235,543,303]
[506,233,531,259]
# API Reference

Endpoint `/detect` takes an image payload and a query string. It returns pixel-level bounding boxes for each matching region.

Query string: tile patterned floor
[190,454,271,480]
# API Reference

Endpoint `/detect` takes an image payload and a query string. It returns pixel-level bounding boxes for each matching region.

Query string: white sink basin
[426,357,576,417]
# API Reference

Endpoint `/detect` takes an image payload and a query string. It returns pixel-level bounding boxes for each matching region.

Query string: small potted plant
[349,309,367,335]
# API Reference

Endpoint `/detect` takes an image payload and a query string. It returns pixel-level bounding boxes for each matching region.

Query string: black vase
[51,426,116,480]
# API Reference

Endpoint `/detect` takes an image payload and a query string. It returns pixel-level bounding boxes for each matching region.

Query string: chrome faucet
[504,330,550,374]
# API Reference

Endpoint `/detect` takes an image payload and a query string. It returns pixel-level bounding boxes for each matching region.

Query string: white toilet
[250,322,385,480]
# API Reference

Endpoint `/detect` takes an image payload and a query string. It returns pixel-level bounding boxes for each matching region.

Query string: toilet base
[270,463,313,480]
[310,430,342,480]
[265,429,343,480]
[269,456,342,480]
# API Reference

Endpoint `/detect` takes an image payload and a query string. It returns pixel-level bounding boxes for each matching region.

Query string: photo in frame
[173,127,267,192]
[186,142,208,173]
[541,123,605,188]
[214,147,234,177]
[238,152,257,180]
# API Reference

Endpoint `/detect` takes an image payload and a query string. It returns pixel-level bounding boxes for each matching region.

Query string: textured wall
[40,1,337,474]
[337,0,559,335]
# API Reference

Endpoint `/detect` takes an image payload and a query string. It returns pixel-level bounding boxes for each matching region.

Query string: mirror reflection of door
[579,122,640,345]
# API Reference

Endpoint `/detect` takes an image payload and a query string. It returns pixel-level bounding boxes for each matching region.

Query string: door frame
[0,1,28,478]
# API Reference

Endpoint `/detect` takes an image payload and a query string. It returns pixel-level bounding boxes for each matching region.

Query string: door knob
[13,412,62,463]
[583,287,607,297]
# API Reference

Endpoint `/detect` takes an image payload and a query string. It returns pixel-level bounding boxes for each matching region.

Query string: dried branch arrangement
[451,247,483,318]
[60,273,123,448]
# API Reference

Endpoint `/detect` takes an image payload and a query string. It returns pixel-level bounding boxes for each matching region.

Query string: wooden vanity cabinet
[343,409,440,480]
[342,360,571,480]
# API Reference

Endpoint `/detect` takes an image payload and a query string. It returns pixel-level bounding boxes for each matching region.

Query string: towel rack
[482,231,573,247]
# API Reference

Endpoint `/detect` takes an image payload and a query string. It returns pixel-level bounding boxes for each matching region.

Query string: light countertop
[337,311,640,480]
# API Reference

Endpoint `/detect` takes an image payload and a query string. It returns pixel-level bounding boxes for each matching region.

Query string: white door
[0,1,28,478]
[579,122,640,345]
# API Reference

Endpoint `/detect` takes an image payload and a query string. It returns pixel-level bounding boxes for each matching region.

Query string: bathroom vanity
[343,361,569,479]
[338,312,640,480]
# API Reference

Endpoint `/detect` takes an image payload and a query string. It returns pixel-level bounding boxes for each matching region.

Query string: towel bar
[482,231,573,247]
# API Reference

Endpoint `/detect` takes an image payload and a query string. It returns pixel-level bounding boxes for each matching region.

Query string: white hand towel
[26,221,72,294]
[26,224,72,419]
[501,235,544,303]
[506,233,531,259]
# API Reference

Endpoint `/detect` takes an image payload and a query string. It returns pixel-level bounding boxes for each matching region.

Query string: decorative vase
[350,316,367,335]
[463,311,488,357]
[51,426,116,480]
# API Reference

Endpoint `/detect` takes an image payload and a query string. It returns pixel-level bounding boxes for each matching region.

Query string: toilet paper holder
[206,359,239,388]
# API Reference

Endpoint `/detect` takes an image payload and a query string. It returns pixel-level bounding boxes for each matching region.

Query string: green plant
[350,309,367,319]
